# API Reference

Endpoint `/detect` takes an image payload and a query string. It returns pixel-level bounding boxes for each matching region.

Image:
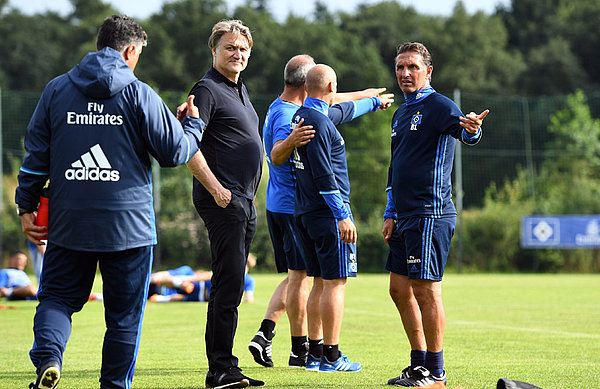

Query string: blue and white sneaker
[305,354,321,371]
[319,354,362,372]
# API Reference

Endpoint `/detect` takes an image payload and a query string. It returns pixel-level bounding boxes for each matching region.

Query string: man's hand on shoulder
[271,118,314,166]
[288,118,315,148]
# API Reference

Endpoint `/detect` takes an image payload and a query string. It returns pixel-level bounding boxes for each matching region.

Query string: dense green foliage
[497,0,600,95]
[2,0,600,95]
[457,91,600,272]
[1,274,599,387]
[1,0,600,272]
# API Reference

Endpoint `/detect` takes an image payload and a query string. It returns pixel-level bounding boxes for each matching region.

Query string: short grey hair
[208,19,253,50]
[96,15,147,53]
[284,55,315,88]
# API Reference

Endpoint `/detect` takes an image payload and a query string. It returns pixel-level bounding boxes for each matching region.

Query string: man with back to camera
[292,64,386,372]
[249,54,393,370]
[182,19,264,388]
[15,15,206,389]
[383,42,488,387]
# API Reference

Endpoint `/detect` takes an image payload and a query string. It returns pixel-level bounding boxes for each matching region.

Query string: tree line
[1,0,599,96]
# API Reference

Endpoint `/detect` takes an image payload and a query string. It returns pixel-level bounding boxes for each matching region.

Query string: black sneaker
[205,367,249,389]
[248,331,273,367]
[387,366,412,386]
[387,365,446,387]
[240,373,264,387]
[288,350,308,368]
[29,360,61,389]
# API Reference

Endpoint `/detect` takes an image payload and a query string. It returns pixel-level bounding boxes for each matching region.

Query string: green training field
[1,274,599,388]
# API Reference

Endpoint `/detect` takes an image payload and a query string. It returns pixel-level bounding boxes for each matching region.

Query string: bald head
[306,64,337,103]
[284,54,315,87]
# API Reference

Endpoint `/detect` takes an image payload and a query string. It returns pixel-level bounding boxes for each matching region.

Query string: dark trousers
[30,242,153,389]
[195,194,256,373]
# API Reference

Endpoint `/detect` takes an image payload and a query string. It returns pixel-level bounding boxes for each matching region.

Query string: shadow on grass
[2,364,393,388]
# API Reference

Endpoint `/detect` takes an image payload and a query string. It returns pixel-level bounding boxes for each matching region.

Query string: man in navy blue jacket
[292,64,371,373]
[15,15,205,389]
[383,42,488,387]
[249,54,393,370]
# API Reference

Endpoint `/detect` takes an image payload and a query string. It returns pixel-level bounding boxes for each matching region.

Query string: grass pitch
[1,273,599,388]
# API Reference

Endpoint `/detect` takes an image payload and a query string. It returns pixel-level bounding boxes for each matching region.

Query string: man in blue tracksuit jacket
[249,54,393,370]
[291,64,368,373]
[15,15,204,389]
[382,42,488,387]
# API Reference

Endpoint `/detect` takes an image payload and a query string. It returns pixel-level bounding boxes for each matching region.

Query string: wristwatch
[16,206,35,216]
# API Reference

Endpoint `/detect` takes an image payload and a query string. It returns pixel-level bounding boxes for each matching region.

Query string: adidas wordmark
[64,144,120,182]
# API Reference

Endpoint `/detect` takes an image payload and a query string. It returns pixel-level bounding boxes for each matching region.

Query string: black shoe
[240,373,265,387]
[387,365,446,387]
[205,367,249,389]
[288,350,308,368]
[248,331,273,367]
[29,360,61,389]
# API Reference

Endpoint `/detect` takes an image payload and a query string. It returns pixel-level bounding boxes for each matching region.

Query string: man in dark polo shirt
[185,19,264,388]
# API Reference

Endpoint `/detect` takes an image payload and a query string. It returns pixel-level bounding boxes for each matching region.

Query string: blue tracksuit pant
[30,242,152,389]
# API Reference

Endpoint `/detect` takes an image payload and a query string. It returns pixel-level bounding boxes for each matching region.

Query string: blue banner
[521,215,600,248]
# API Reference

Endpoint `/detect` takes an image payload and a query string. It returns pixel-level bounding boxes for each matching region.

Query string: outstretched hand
[364,87,387,97]
[378,93,394,110]
[358,87,394,110]
[459,109,489,133]
[176,95,199,121]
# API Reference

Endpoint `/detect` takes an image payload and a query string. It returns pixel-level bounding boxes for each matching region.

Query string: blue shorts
[184,280,211,302]
[296,208,357,280]
[385,216,456,281]
[266,210,306,272]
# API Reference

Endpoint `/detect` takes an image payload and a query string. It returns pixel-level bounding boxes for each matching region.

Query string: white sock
[171,276,191,288]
